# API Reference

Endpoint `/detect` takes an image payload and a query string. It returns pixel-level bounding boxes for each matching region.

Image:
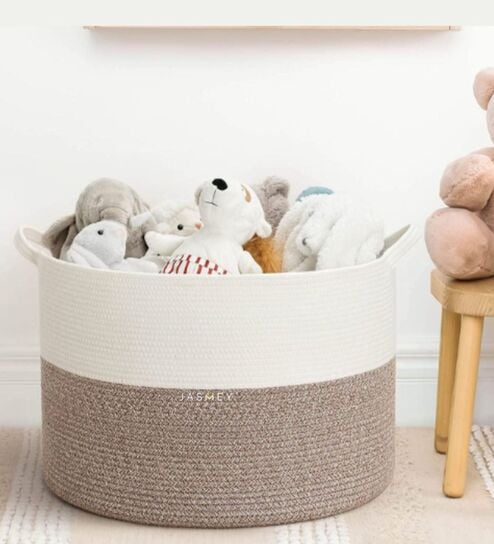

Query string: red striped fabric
[161,255,229,276]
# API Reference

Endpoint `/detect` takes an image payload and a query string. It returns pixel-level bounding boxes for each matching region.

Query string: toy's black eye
[156,253,161,257]
[177,224,184,231]
[97,229,104,235]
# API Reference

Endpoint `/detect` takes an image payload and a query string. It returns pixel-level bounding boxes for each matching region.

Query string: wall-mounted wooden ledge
[83,25,460,31]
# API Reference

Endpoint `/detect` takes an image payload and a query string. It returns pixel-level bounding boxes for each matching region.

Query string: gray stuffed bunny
[43,178,154,259]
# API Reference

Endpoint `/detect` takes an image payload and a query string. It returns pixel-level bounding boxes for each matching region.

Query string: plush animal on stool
[426,68,494,279]
[163,178,272,275]
[65,220,157,273]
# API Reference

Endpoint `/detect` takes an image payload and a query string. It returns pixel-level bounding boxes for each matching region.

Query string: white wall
[2,26,494,426]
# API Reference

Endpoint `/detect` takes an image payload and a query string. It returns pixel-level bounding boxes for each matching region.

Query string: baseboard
[1,341,494,427]
[0,347,41,384]
[395,338,494,426]
[0,347,41,427]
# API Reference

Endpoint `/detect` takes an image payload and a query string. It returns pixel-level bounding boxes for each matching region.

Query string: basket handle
[14,225,46,266]
[381,224,420,268]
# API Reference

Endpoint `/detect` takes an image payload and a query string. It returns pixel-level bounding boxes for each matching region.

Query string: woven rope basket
[15,224,418,528]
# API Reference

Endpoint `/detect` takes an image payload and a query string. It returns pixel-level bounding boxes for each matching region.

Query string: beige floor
[0,427,493,544]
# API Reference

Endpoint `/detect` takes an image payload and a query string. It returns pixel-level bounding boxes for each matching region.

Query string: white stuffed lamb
[65,220,158,273]
[162,178,272,275]
[143,231,182,266]
[132,200,202,234]
[133,201,203,266]
[275,191,384,272]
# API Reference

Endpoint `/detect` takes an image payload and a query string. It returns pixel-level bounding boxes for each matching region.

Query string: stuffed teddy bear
[43,178,154,260]
[425,68,494,279]
[275,188,384,272]
[146,180,288,272]
[65,220,157,273]
[162,178,272,275]
[243,176,290,273]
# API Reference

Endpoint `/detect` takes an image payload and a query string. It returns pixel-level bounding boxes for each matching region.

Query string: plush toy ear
[256,219,273,239]
[194,186,202,205]
[262,176,290,199]
[42,214,78,258]
[144,230,160,248]
[474,68,494,110]
[130,210,152,228]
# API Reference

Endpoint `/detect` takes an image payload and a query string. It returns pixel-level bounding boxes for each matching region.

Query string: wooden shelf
[84,25,460,31]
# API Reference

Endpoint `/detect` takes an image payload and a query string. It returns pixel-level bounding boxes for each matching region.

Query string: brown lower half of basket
[41,358,395,528]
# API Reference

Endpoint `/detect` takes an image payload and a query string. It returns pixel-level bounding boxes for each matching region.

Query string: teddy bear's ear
[474,68,494,110]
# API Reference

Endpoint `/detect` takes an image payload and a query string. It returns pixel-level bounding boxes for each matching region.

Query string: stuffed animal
[243,176,290,273]
[275,189,384,272]
[65,220,158,273]
[143,230,189,266]
[135,201,203,266]
[243,236,282,274]
[425,68,494,279]
[162,178,272,275]
[131,200,202,235]
[43,178,154,260]
[252,176,290,229]
[296,186,334,201]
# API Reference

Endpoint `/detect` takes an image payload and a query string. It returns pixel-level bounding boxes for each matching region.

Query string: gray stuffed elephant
[43,178,155,259]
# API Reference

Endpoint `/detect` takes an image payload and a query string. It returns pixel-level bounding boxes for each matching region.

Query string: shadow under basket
[15,224,418,528]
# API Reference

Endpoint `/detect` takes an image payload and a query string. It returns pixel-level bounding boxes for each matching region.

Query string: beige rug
[1,427,493,544]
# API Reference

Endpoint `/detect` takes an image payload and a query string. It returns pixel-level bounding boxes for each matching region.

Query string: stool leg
[435,309,461,453]
[443,314,483,498]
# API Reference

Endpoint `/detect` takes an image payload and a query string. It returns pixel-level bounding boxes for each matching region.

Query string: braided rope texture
[41,359,395,528]
[38,257,395,389]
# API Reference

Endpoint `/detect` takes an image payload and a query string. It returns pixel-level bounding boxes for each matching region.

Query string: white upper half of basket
[17,224,419,389]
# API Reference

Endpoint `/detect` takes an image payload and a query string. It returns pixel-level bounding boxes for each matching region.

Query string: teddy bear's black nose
[212,178,228,191]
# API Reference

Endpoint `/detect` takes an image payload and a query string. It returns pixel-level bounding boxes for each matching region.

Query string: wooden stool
[431,269,494,498]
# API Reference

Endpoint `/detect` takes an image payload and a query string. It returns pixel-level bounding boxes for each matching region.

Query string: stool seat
[431,269,494,316]
[431,269,488,499]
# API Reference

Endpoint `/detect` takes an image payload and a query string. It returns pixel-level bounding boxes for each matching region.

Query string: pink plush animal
[426,68,494,279]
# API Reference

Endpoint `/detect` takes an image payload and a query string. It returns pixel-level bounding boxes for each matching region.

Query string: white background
[1,0,494,25]
[2,26,494,426]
